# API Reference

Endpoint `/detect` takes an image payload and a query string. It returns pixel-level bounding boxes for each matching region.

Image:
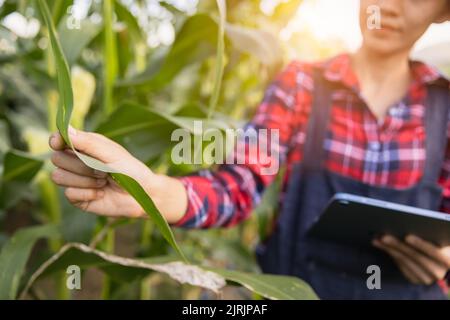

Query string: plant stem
[101,227,115,299]
[101,0,119,299]
[43,27,69,299]
[103,0,119,115]
[140,220,153,250]
[207,0,226,119]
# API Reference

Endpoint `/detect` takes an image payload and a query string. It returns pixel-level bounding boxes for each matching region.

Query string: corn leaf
[97,101,235,139]
[50,0,72,26]
[103,0,119,114]
[0,224,60,299]
[116,14,217,89]
[0,26,18,62]
[253,167,285,241]
[95,102,238,163]
[0,120,9,156]
[58,16,102,66]
[0,150,44,209]
[114,0,144,43]
[2,150,43,183]
[225,24,283,67]
[20,242,226,299]
[20,242,318,300]
[37,0,185,261]
[209,268,319,300]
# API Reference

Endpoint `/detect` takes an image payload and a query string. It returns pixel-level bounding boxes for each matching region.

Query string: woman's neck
[352,46,412,88]
[351,47,413,121]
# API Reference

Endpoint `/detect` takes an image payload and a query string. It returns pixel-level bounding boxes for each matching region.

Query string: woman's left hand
[372,235,450,285]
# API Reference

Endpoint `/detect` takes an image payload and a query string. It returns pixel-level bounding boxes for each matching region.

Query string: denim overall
[256,69,449,299]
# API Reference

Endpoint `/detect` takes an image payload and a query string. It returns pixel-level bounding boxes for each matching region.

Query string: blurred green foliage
[0,0,326,300]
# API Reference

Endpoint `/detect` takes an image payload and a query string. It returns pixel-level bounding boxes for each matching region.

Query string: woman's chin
[361,36,407,56]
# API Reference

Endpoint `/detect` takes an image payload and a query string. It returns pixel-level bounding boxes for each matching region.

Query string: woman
[49,0,450,299]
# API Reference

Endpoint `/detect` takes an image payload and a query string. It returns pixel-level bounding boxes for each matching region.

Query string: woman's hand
[49,127,188,222]
[373,235,450,285]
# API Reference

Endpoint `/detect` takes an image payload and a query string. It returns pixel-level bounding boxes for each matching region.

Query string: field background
[0,0,449,300]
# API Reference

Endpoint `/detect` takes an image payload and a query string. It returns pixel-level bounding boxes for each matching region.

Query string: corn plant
[0,0,317,300]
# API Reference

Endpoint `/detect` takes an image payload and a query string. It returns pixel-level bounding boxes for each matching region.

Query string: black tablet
[307,193,450,247]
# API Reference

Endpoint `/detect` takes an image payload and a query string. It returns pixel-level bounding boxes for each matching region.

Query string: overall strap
[302,68,334,171]
[423,84,450,184]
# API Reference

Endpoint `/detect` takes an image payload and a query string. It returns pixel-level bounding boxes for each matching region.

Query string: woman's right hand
[49,127,188,223]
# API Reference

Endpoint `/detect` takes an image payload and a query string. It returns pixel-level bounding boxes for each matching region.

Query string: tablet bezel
[307,193,450,247]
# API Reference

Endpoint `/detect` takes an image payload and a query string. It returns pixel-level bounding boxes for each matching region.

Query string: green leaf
[0,150,44,209]
[113,0,147,75]
[20,242,225,299]
[225,24,282,67]
[95,101,237,163]
[96,102,180,139]
[96,102,179,162]
[0,1,17,19]
[103,0,119,114]
[97,101,233,138]
[110,173,183,259]
[37,0,186,261]
[271,0,303,27]
[116,14,218,89]
[37,0,73,144]
[209,268,319,300]
[0,26,18,62]
[0,224,60,299]
[20,242,318,300]
[253,167,285,241]
[2,150,43,183]
[58,16,102,66]
[60,193,97,244]
[114,0,144,43]
[0,64,47,111]
[0,120,11,158]
[50,0,72,26]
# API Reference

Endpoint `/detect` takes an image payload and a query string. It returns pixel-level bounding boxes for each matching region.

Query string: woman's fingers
[49,132,66,151]
[405,235,450,269]
[52,168,107,189]
[65,187,105,203]
[68,127,127,163]
[373,238,435,285]
[63,188,114,216]
[392,256,422,284]
[380,235,448,281]
[51,150,108,178]
[49,127,128,169]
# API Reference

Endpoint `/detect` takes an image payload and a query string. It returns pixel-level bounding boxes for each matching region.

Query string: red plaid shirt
[176,54,450,229]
